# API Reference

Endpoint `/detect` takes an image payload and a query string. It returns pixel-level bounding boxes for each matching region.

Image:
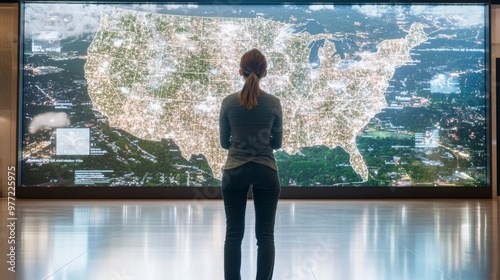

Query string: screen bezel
[16,0,493,198]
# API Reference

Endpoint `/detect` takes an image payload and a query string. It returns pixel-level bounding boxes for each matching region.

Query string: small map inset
[430,73,460,94]
[56,128,90,155]
[415,129,439,149]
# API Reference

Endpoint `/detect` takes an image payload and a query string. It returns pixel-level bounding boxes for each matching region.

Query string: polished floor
[0,198,498,280]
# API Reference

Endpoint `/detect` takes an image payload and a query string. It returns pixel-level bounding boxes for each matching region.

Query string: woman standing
[219,49,283,280]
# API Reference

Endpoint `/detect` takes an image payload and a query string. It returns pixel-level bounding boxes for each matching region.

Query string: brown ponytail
[238,49,267,110]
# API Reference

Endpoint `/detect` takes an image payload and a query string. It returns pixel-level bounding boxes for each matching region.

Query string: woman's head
[238,49,267,110]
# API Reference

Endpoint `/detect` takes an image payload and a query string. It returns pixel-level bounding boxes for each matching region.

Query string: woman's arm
[270,99,283,150]
[219,102,231,150]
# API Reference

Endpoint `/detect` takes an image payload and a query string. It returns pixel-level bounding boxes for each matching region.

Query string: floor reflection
[1,198,497,280]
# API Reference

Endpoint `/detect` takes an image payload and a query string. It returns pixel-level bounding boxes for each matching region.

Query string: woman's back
[220,49,281,280]
[219,91,282,171]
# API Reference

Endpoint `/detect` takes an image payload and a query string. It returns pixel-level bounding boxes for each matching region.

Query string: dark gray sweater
[219,91,283,170]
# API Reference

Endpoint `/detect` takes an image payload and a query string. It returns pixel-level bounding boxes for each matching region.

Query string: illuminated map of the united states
[84,8,427,181]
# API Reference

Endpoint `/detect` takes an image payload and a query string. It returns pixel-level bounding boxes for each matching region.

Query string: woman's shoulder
[222,92,240,104]
[260,92,281,103]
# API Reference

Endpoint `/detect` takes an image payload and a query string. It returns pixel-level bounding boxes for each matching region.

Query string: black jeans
[222,162,281,280]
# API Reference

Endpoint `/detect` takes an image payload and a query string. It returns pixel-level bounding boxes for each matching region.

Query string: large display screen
[19,1,489,187]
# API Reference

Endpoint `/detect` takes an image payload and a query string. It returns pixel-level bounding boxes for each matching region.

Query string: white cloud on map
[352,4,484,26]
[23,3,200,40]
[410,5,485,26]
[309,5,334,11]
[29,112,70,134]
[165,4,199,10]
[352,5,397,17]
[24,4,106,39]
